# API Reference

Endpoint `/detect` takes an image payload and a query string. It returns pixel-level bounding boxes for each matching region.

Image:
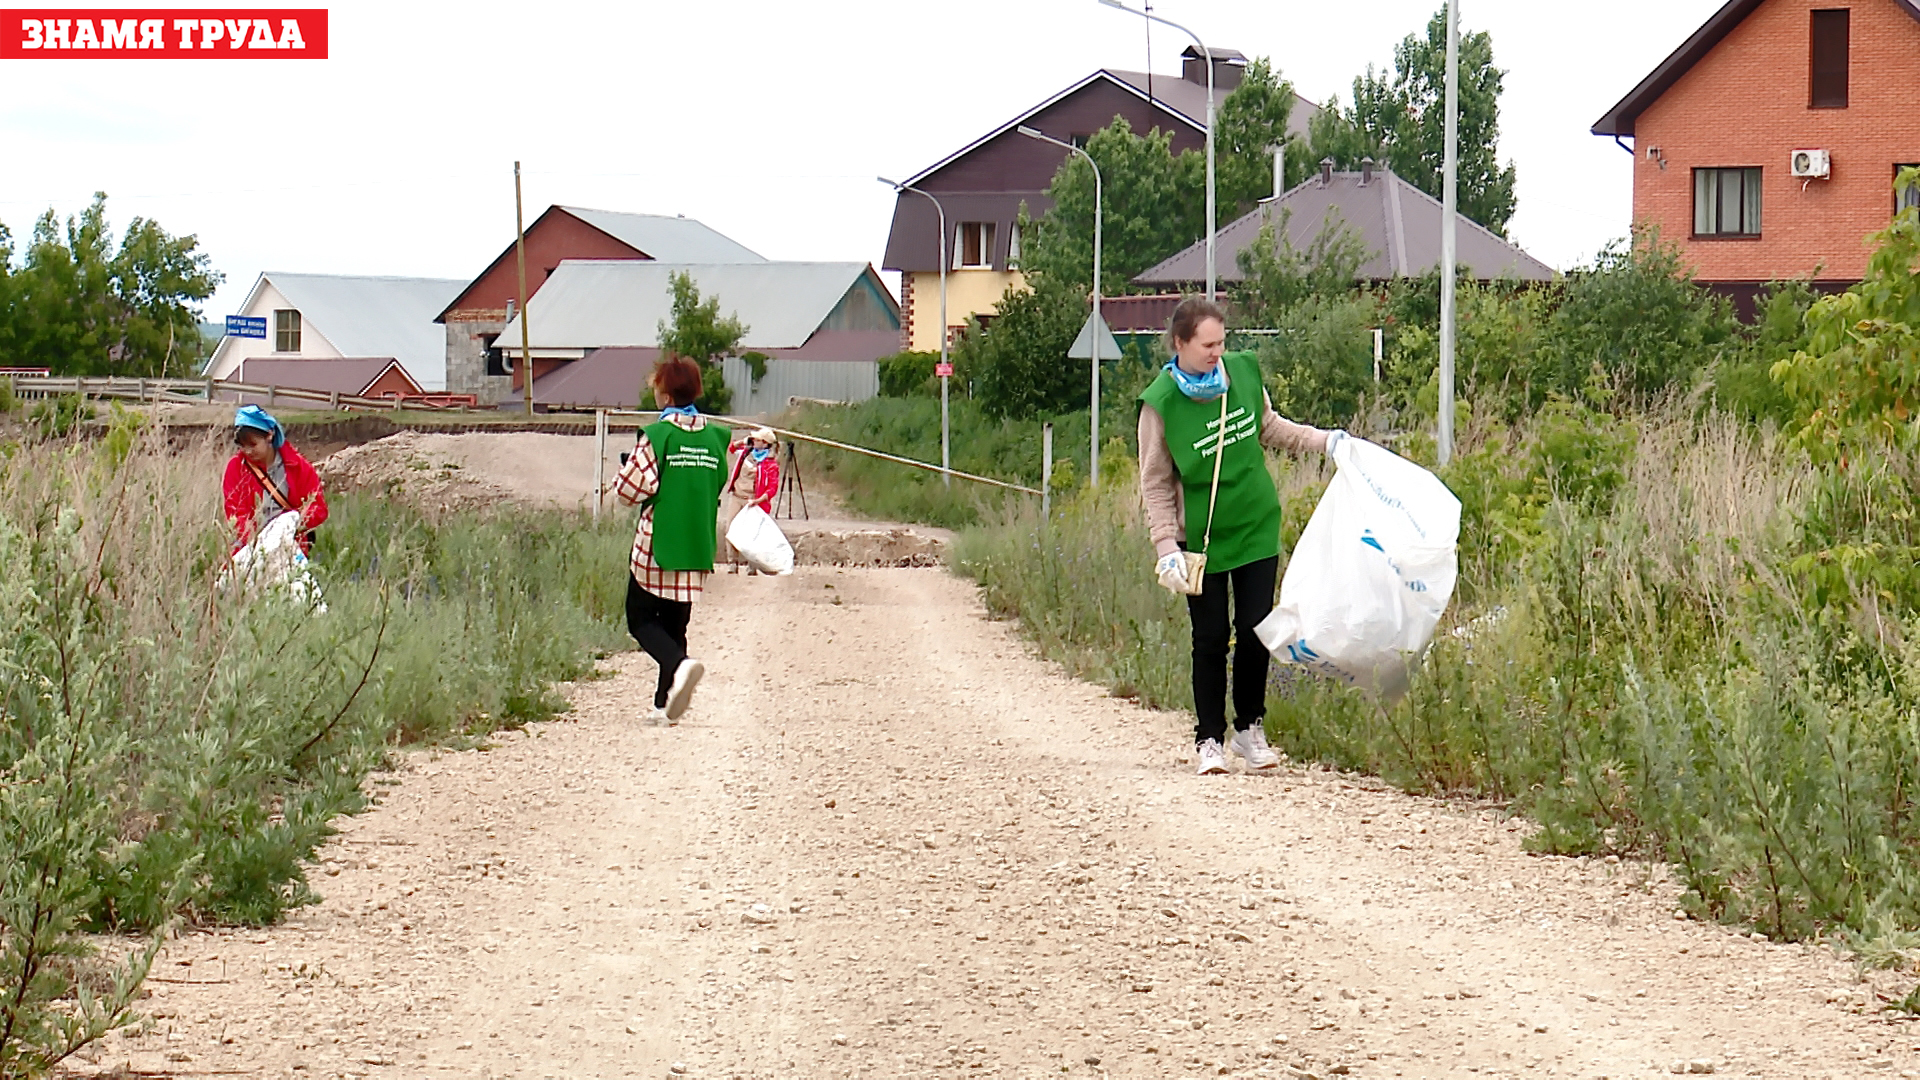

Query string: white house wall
[205,278,344,381]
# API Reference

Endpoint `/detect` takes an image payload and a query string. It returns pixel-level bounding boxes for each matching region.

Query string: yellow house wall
[904,269,1027,353]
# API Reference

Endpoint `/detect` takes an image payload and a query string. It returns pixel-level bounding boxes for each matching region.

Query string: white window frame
[955,222,995,269]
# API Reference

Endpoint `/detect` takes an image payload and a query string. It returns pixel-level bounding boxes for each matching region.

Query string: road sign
[226,315,267,339]
[936,362,954,378]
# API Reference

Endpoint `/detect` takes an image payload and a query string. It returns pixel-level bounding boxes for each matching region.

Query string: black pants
[1185,554,1279,744]
[626,575,692,709]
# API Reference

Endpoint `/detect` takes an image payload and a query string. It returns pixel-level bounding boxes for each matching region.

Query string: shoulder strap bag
[1172,390,1232,596]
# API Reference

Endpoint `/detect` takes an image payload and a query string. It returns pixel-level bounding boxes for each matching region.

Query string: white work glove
[1155,551,1189,594]
[1324,429,1349,456]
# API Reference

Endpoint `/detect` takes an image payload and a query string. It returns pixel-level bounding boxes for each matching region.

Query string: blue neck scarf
[748,447,772,464]
[660,404,699,419]
[1164,358,1228,402]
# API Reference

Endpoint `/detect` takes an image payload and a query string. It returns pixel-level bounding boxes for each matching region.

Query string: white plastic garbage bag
[224,510,328,612]
[725,505,795,576]
[1254,436,1460,701]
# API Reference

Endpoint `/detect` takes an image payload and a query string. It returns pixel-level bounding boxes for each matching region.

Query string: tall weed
[0,428,627,1069]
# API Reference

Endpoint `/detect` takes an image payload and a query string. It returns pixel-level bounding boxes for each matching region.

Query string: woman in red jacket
[719,426,781,573]
[222,404,328,554]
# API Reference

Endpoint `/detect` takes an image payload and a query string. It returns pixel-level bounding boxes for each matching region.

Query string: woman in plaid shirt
[612,357,732,723]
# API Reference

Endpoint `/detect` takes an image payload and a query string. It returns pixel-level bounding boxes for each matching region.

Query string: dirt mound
[319,430,617,513]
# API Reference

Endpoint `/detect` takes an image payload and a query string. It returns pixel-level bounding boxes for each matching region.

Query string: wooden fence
[5,376,479,413]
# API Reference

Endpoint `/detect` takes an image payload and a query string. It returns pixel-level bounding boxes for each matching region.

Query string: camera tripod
[775,440,808,520]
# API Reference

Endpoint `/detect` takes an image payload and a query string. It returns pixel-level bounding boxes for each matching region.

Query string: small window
[1007,222,1023,270]
[956,222,995,269]
[1898,165,1920,215]
[482,333,508,377]
[1069,133,1092,150]
[1694,167,1763,237]
[1811,9,1849,108]
[273,309,301,352]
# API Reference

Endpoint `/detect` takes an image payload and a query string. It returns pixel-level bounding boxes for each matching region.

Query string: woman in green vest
[1138,297,1346,775]
[611,356,733,723]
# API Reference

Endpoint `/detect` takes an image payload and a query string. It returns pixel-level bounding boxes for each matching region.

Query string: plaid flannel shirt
[612,415,710,603]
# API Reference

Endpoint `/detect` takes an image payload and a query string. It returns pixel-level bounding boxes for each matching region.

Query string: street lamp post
[1016,125,1103,489]
[1100,0,1215,303]
[879,176,951,487]
[1437,0,1459,466]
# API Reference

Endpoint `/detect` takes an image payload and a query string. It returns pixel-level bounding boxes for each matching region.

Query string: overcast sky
[0,0,1724,317]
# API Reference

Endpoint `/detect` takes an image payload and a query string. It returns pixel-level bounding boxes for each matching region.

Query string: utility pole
[515,161,534,417]
[1437,0,1459,466]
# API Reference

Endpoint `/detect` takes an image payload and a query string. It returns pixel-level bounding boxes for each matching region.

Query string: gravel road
[87,568,1920,1080]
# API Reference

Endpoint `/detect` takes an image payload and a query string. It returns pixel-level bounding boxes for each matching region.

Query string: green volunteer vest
[1137,350,1282,573]
[642,418,732,571]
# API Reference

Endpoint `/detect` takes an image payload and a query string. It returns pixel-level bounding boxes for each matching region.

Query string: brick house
[436,206,764,404]
[882,48,1320,354]
[1592,0,1920,310]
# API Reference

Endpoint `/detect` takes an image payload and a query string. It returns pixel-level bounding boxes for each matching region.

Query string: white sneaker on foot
[1231,726,1281,770]
[664,658,705,721]
[647,705,669,725]
[1195,739,1229,776]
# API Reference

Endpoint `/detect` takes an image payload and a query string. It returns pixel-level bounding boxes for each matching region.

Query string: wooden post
[1042,422,1053,521]
[329,390,340,410]
[266,384,276,408]
[205,376,215,404]
[593,408,608,521]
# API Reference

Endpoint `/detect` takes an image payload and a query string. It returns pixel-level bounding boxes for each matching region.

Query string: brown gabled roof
[1132,168,1555,288]
[1593,0,1920,136]
[234,357,422,397]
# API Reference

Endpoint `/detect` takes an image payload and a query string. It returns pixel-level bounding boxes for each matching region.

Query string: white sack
[225,510,327,612]
[725,505,795,576]
[1254,436,1460,701]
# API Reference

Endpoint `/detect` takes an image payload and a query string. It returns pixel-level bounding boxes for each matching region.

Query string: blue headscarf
[234,404,286,448]
[1163,358,1228,402]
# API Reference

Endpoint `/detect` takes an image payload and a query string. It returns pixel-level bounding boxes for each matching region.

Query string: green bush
[952,275,1089,421]
[877,350,939,398]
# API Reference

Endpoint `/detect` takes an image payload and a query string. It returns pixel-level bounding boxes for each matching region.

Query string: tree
[3,194,221,377]
[1017,117,1201,294]
[1212,58,1316,213]
[655,270,744,413]
[953,275,1089,420]
[1232,207,1372,326]
[1305,8,1518,235]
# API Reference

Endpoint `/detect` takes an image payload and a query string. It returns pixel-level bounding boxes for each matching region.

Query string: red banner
[0,9,326,57]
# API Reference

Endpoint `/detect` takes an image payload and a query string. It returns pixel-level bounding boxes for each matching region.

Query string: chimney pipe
[1273,146,1285,200]
[1319,157,1334,186]
[1360,156,1374,186]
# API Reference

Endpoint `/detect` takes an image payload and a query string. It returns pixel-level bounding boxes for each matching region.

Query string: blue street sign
[226,315,268,339]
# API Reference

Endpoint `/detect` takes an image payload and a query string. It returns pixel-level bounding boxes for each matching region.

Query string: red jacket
[224,443,328,552]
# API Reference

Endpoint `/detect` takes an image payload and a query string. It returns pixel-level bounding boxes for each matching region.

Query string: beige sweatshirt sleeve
[1261,390,1334,455]
[1136,404,1186,558]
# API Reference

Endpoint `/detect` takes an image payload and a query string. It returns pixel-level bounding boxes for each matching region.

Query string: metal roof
[1593,0,1920,136]
[497,261,898,352]
[235,357,420,397]
[904,67,1321,189]
[556,207,766,263]
[1132,168,1556,287]
[259,272,465,390]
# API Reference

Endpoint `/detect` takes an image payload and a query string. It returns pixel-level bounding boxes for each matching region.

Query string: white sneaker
[1195,739,1229,776]
[664,658,705,721]
[646,705,669,725]
[1231,726,1281,770]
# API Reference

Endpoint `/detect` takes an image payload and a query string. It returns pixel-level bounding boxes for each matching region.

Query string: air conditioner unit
[1791,149,1831,179]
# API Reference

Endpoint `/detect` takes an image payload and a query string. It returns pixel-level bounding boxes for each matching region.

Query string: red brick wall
[1632,0,1920,283]
[442,208,645,318]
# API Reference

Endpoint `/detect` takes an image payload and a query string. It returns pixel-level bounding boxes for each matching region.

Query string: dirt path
[86,568,1920,1080]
